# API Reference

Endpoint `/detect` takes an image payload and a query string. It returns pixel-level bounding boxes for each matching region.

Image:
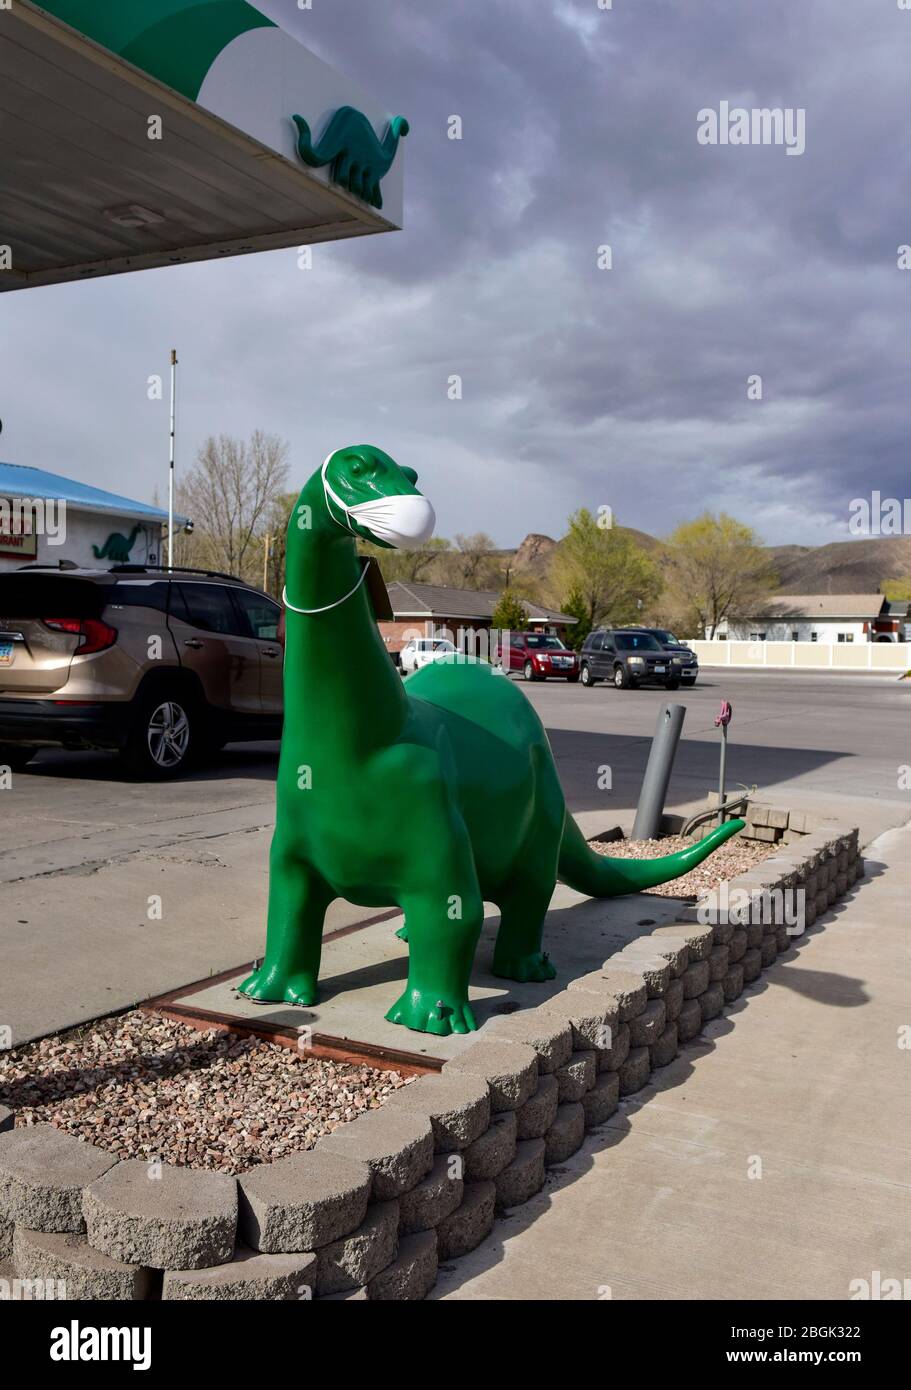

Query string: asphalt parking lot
[1,668,908,1043]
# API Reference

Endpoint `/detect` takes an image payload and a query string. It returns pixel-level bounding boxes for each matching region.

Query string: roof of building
[764,593,887,620]
[0,462,185,524]
[385,580,576,625]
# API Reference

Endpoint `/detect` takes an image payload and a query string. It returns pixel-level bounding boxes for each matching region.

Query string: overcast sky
[4,0,909,548]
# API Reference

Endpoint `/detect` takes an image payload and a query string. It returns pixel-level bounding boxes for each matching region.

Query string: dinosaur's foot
[395,923,409,943]
[238,965,318,1008]
[491,950,557,984]
[385,986,476,1037]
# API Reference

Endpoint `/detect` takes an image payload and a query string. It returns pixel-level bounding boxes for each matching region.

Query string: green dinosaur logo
[291,107,409,210]
[239,445,744,1036]
[93,524,141,563]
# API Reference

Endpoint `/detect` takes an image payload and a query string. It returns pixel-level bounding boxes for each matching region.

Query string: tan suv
[0,565,283,778]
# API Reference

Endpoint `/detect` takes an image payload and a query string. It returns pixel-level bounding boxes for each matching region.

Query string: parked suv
[579,628,683,690]
[496,631,580,682]
[0,565,283,779]
[626,627,699,686]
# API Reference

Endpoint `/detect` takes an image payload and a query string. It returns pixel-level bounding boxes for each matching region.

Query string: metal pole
[717,722,727,825]
[167,348,177,569]
[631,702,686,841]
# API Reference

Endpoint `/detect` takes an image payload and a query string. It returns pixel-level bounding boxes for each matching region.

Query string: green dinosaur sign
[93,524,141,563]
[240,446,743,1036]
[292,108,409,209]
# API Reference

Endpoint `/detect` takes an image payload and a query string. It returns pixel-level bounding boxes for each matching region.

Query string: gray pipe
[631,703,686,841]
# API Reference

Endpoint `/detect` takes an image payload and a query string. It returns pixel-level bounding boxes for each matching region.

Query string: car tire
[122,689,198,780]
[613,664,630,689]
[523,660,537,682]
[0,744,37,773]
[580,663,597,687]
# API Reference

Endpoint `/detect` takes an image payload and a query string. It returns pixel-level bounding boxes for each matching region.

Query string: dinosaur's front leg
[240,840,332,1007]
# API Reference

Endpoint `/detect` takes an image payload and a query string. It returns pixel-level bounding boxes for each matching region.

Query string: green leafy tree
[665,513,777,637]
[551,509,662,629]
[357,536,451,585]
[491,589,529,631]
[559,585,592,650]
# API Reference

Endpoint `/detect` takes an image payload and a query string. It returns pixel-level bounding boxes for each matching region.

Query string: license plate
[0,642,13,666]
[655,664,666,673]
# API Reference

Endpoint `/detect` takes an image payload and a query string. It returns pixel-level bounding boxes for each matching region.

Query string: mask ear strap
[321,453,357,535]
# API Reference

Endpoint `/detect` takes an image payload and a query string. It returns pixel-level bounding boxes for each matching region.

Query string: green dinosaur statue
[92,523,142,563]
[240,446,744,1036]
[291,108,409,210]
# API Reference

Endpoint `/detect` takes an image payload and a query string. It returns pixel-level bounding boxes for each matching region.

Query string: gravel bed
[591,832,775,898]
[0,1011,412,1175]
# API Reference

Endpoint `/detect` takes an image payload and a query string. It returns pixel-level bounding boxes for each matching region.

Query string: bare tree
[175,431,289,584]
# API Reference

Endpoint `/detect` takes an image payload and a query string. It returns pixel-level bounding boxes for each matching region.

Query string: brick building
[379,581,576,658]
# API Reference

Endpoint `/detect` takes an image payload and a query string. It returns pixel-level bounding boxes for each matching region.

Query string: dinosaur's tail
[91,544,104,559]
[558,813,744,897]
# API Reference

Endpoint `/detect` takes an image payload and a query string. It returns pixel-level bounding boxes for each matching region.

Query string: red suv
[496,631,580,682]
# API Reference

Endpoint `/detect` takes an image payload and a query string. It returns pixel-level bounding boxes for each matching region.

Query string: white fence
[688,639,909,673]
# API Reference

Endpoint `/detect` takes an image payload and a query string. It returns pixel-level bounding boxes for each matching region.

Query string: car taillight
[44,617,117,655]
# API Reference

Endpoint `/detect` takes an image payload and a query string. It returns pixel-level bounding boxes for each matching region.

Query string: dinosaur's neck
[282,475,407,751]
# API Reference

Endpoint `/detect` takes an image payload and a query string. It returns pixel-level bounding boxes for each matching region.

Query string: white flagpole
[168,348,178,569]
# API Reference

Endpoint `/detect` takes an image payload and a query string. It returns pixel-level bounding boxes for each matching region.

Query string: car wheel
[614,664,630,689]
[123,691,197,780]
[0,744,37,773]
[523,660,537,681]
[580,663,597,687]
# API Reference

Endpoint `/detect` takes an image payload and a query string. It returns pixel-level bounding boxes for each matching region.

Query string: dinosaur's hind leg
[491,877,558,984]
[240,841,333,1007]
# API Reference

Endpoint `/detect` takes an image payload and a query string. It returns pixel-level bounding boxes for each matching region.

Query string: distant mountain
[503,531,911,598]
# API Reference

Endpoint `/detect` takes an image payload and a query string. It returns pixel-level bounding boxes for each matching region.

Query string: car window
[526,634,565,650]
[587,632,604,652]
[616,633,661,651]
[174,583,247,637]
[111,580,171,614]
[431,640,454,651]
[231,587,281,640]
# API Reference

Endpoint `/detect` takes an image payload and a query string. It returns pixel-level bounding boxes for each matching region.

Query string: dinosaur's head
[319,445,435,550]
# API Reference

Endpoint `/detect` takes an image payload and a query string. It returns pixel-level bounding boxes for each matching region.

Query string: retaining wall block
[610,951,671,998]
[568,968,647,1021]
[663,977,684,1023]
[544,1101,586,1163]
[238,1149,372,1253]
[539,989,620,1053]
[367,1230,438,1302]
[741,947,763,983]
[399,1153,463,1235]
[581,1070,620,1128]
[83,1160,237,1271]
[0,1108,13,1135]
[316,1106,434,1199]
[699,982,725,1023]
[13,1227,154,1301]
[0,1125,115,1234]
[443,1039,538,1112]
[555,1050,596,1102]
[486,1009,573,1073]
[651,922,715,962]
[515,1074,559,1139]
[722,964,744,1003]
[495,1138,546,1211]
[0,1214,11,1262]
[163,1246,316,1301]
[708,945,730,982]
[384,1072,490,1152]
[729,926,749,959]
[596,1021,631,1073]
[617,1046,651,1097]
[682,960,710,999]
[676,998,703,1043]
[436,1180,495,1260]
[628,998,666,1048]
[622,938,689,978]
[462,1110,517,1182]
[316,1200,399,1296]
[649,1023,679,1069]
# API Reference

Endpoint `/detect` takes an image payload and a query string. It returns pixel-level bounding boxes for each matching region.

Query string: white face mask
[322,456,436,550]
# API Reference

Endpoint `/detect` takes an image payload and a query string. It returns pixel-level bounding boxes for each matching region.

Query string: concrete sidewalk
[434,819,911,1300]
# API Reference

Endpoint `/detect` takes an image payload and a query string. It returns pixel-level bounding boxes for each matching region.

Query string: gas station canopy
[0,0,406,291]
